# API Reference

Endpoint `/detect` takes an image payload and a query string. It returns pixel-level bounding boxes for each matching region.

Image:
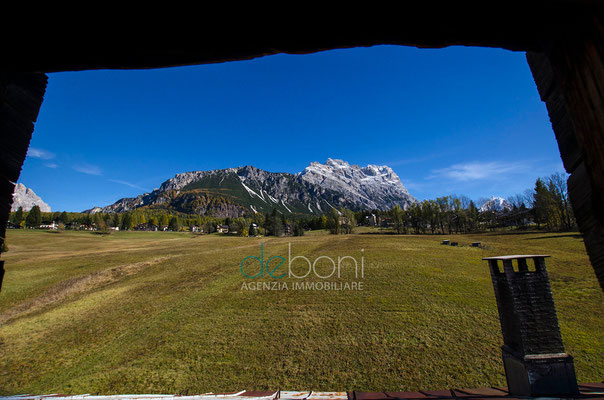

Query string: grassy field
[0,229,602,395]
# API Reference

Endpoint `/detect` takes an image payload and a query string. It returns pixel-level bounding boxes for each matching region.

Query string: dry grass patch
[0,230,601,395]
[0,255,176,324]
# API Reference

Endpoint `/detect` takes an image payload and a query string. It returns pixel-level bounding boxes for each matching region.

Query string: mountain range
[85,159,417,217]
[479,196,512,212]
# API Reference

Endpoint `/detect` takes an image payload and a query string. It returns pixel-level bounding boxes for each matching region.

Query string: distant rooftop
[2,383,603,400]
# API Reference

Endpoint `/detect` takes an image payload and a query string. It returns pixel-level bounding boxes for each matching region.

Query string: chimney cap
[483,254,550,261]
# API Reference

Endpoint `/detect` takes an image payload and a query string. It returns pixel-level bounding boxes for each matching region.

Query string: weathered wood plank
[568,162,604,289]
[527,53,583,174]
[0,73,47,265]
[526,52,556,102]
[529,14,604,290]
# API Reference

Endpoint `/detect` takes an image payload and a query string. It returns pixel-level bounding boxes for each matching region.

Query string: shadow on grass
[358,231,448,235]
[352,230,581,241]
[358,231,401,235]
[480,230,543,236]
[358,230,540,237]
[527,233,583,240]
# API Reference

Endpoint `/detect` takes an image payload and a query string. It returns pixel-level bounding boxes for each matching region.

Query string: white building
[39,221,58,230]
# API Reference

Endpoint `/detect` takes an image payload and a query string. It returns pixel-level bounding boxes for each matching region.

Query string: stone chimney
[483,255,579,397]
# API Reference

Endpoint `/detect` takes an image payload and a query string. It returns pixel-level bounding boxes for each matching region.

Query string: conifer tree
[533,178,551,229]
[59,211,70,225]
[168,216,180,231]
[112,213,121,228]
[121,213,132,231]
[25,205,41,228]
[14,207,24,226]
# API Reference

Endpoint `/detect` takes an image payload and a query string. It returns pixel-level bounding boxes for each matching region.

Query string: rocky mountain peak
[480,196,512,212]
[11,183,51,212]
[299,159,415,210]
[87,159,417,216]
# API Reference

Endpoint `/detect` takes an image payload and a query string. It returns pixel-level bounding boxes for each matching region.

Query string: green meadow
[0,229,602,395]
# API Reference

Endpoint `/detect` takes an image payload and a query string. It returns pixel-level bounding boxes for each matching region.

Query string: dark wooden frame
[2,4,603,290]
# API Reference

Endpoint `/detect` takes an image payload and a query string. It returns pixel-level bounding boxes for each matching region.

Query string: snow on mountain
[11,183,51,212]
[479,196,512,212]
[298,158,416,210]
[87,159,417,216]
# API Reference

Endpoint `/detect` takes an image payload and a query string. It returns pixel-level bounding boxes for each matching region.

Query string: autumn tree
[390,204,406,234]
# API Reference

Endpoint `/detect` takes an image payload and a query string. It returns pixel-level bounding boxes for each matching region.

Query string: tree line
[374,172,576,235]
[310,172,576,235]
[8,172,575,236]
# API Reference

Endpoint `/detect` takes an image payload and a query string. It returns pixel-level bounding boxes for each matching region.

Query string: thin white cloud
[27,147,55,160]
[429,161,529,181]
[45,163,58,169]
[73,163,102,176]
[108,179,149,191]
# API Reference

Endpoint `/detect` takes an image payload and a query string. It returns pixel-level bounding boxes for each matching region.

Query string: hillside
[85,160,417,217]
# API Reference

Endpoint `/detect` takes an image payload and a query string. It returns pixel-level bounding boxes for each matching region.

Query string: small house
[39,221,58,230]
[365,214,378,226]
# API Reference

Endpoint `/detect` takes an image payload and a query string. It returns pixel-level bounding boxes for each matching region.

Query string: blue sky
[20,45,564,212]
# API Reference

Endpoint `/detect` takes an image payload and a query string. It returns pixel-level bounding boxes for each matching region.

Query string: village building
[39,221,58,230]
[365,213,378,226]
